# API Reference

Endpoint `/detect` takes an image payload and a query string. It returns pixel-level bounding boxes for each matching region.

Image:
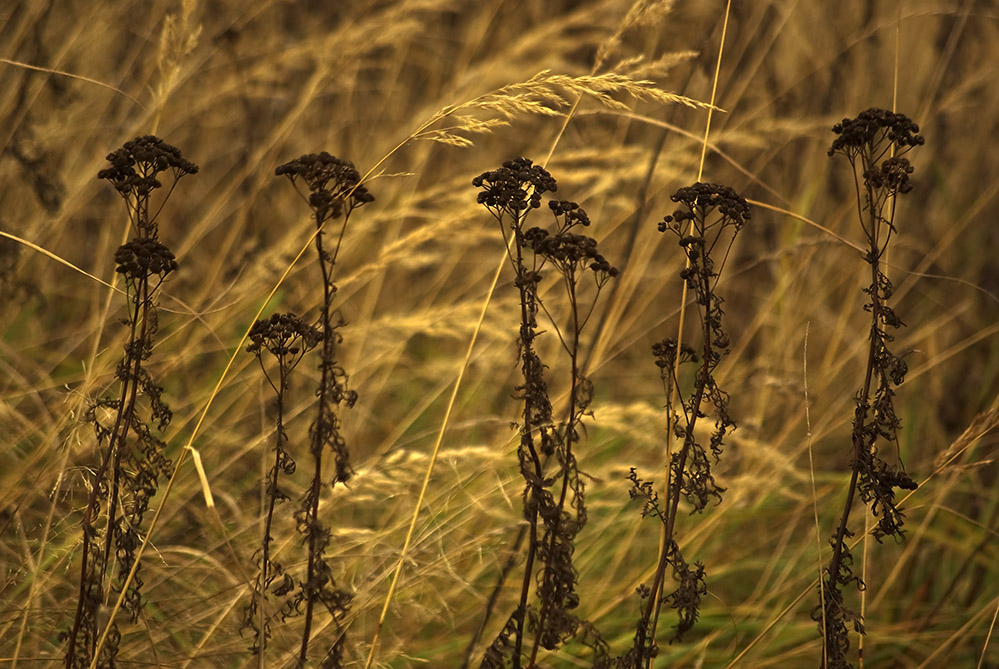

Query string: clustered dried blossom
[114,239,178,279]
[98,135,199,198]
[97,135,198,245]
[527,201,619,286]
[275,152,373,219]
[247,312,322,360]
[829,108,923,157]
[472,157,558,214]
[816,108,922,669]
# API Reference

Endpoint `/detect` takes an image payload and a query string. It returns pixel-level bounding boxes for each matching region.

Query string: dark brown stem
[462,526,528,668]
[257,359,290,659]
[527,277,582,668]
[821,178,882,662]
[66,269,153,668]
[641,230,714,664]
[511,216,544,669]
[298,212,335,667]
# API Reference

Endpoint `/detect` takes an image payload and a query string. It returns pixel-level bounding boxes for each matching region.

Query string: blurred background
[2,0,997,666]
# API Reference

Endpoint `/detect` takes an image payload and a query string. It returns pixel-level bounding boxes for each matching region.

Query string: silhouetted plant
[241,313,320,661]
[64,136,196,669]
[274,152,373,668]
[472,158,617,668]
[814,108,921,669]
[618,182,748,668]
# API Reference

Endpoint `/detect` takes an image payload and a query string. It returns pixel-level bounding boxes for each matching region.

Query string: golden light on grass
[1,1,997,667]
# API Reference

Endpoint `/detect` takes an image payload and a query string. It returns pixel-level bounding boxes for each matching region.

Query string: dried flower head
[247,312,321,358]
[275,152,373,218]
[472,157,558,217]
[864,155,915,195]
[658,182,750,235]
[548,199,590,226]
[529,230,619,285]
[829,108,924,157]
[536,200,618,286]
[98,135,198,198]
[114,239,178,278]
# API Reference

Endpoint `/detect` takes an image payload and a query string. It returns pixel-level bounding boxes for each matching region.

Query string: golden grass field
[2,0,998,666]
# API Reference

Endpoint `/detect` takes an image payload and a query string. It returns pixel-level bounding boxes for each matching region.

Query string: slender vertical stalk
[242,313,318,661]
[275,152,373,668]
[66,136,195,669]
[626,183,748,666]
[817,108,922,669]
